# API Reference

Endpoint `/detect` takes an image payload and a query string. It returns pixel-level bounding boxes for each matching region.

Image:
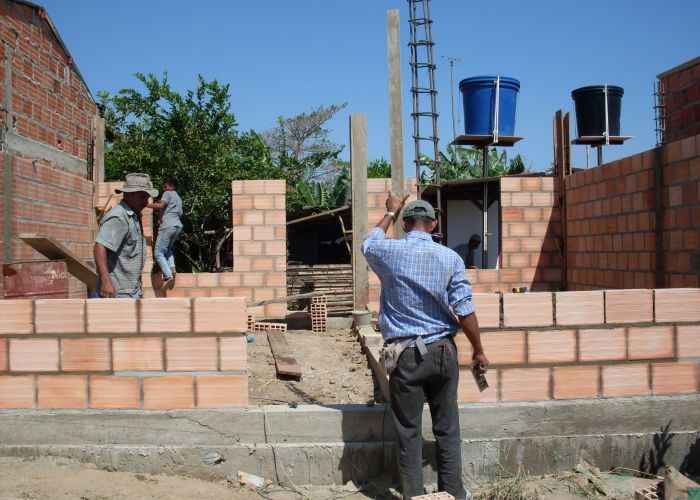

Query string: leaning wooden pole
[387,9,405,238]
[350,114,369,311]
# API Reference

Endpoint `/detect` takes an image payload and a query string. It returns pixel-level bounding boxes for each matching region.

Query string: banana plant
[420,145,527,183]
[292,167,349,211]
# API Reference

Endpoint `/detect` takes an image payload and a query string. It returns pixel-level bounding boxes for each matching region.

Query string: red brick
[37,375,87,408]
[457,368,498,403]
[605,289,653,324]
[472,293,501,328]
[555,291,604,326]
[602,364,649,397]
[86,299,137,333]
[0,376,35,408]
[579,328,626,361]
[139,298,191,333]
[9,338,59,372]
[655,289,700,322]
[34,299,85,334]
[678,325,700,357]
[220,336,247,371]
[90,376,140,409]
[166,337,217,371]
[553,366,599,400]
[503,293,553,327]
[652,362,698,394]
[501,368,550,401]
[193,297,247,333]
[196,375,248,408]
[112,338,163,371]
[456,331,525,365]
[528,330,576,363]
[143,376,194,410]
[60,338,110,372]
[0,339,6,371]
[628,326,674,360]
[0,299,33,334]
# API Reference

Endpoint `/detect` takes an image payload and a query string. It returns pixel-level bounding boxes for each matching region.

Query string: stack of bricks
[657,57,700,144]
[141,272,243,299]
[565,133,699,289]
[0,297,249,409]
[454,289,700,404]
[310,295,327,333]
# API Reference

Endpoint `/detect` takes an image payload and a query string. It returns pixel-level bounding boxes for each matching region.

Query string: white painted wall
[446,198,500,269]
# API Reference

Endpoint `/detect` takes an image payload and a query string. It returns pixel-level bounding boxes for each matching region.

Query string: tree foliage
[367,158,392,178]
[289,167,350,212]
[100,72,285,272]
[420,145,528,183]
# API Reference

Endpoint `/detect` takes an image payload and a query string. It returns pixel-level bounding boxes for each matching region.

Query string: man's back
[160,190,183,228]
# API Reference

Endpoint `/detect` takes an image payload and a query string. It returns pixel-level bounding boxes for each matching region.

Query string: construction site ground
[248,328,375,405]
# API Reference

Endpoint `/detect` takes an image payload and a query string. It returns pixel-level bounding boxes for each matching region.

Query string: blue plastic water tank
[459,76,520,136]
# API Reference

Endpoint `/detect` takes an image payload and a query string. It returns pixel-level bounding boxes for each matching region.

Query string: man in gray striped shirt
[93,173,159,298]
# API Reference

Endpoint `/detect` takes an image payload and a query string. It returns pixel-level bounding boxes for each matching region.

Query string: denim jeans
[389,335,466,499]
[155,226,181,279]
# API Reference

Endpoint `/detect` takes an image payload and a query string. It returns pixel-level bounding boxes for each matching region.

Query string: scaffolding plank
[19,233,97,290]
[267,330,302,379]
[451,135,523,147]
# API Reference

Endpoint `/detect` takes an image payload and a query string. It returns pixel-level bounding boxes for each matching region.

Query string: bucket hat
[402,200,436,220]
[115,173,159,197]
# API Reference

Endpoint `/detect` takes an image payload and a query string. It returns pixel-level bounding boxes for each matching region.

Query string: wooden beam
[19,233,98,290]
[266,330,302,379]
[387,9,405,238]
[350,114,369,311]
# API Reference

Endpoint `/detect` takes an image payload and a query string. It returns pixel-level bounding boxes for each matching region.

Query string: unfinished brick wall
[658,57,700,144]
[565,133,699,289]
[455,289,700,403]
[0,297,249,409]
[1,1,101,298]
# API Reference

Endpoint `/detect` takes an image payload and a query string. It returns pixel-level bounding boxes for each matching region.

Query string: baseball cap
[402,200,436,220]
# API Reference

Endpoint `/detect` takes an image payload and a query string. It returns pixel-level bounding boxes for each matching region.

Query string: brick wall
[0,297,249,409]
[1,2,101,298]
[566,133,699,289]
[455,289,700,403]
[658,57,700,144]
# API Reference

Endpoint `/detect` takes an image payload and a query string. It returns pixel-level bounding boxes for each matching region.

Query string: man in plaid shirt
[362,192,489,499]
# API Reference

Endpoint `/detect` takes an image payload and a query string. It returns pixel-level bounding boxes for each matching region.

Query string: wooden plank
[450,135,523,147]
[350,113,369,311]
[571,135,632,146]
[267,330,302,379]
[19,233,98,290]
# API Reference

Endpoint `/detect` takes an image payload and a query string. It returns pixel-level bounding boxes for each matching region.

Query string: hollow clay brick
[0,375,35,408]
[0,299,32,334]
[655,289,700,322]
[143,376,194,410]
[0,339,6,371]
[38,375,87,408]
[472,293,501,328]
[456,331,525,366]
[90,376,140,409]
[503,293,553,327]
[112,337,163,371]
[501,368,550,401]
[605,289,653,324]
[553,366,599,400]
[628,326,674,360]
[220,336,247,371]
[651,362,698,394]
[60,338,110,372]
[677,325,700,357]
[139,298,191,333]
[555,291,604,326]
[579,328,626,361]
[528,330,577,363]
[86,299,137,334]
[10,338,58,372]
[166,337,217,371]
[602,364,649,397]
[193,297,247,333]
[457,368,498,403]
[35,299,85,334]
[196,375,248,408]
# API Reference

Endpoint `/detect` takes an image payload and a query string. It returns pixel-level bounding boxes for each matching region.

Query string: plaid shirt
[362,227,475,343]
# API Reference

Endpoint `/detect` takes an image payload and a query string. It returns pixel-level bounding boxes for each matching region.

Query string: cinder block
[112,337,163,371]
[605,289,653,324]
[0,339,6,371]
[10,339,59,372]
[196,375,248,408]
[143,376,194,410]
[652,362,698,394]
[501,368,550,401]
[38,375,87,408]
[655,288,700,322]
[677,325,700,357]
[193,297,247,333]
[34,299,85,334]
[528,330,577,363]
[456,331,525,366]
[60,338,111,372]
[472,293,501,328]
[0,299,33,334]
[628,326,674,360]
[503,293,553,327]
[553,366,599,399]
[579,328,626,361]
[555,291,604,326]
[457,368,498,403]
[220,336,247,371]
[139,298,191,333]
[87,299,137,334]
[166,337,217,371]
[90,376,140,409]
[0,376,35,408]
[602,364,649,397]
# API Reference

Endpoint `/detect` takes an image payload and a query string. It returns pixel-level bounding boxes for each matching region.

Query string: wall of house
[455,289,700,403]
[0,297,249,409]
[0,2,101,298]
[565,133,699,289]
[659,57,700,144]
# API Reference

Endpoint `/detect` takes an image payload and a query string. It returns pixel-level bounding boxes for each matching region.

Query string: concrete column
[350,113,369,311]
[387,9,405,238]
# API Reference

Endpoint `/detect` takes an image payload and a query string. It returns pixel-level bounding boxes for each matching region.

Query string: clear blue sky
[41,0,699,174]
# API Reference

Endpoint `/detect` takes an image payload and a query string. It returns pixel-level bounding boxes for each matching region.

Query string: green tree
[367,158,392,178]
[100,72,285,272]
[420,145,528,182]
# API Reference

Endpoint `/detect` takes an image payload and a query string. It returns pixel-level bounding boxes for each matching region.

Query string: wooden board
[19,233,98,290]
[571,135,632,146]
[451,134,523,147]
[267,330,302,379]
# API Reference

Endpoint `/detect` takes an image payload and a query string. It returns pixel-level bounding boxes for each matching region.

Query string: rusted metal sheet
[2,260,69,299]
